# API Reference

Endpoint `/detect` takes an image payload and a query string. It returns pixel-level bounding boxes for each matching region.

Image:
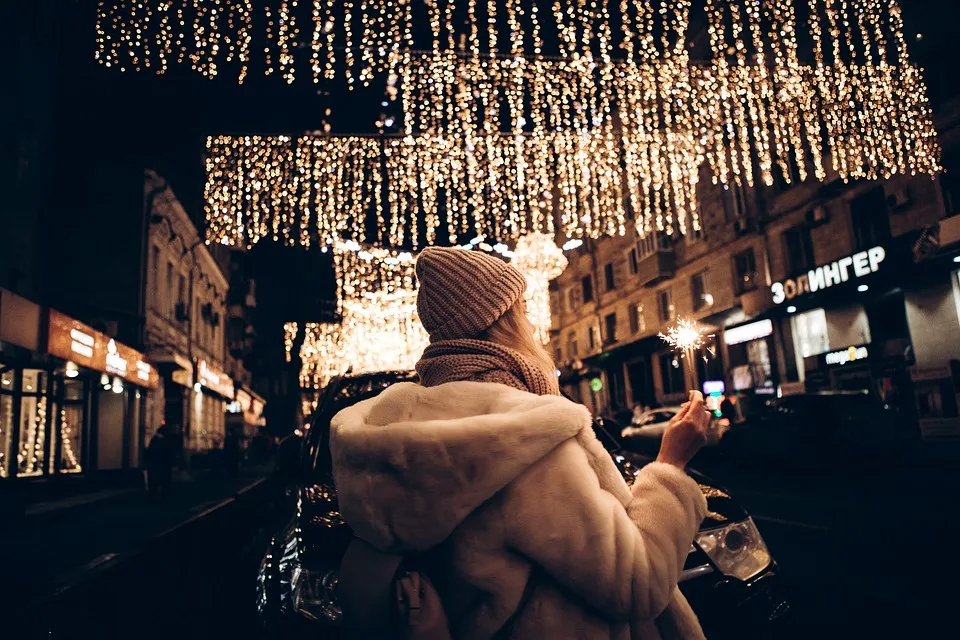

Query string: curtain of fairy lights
[286,241,428,395]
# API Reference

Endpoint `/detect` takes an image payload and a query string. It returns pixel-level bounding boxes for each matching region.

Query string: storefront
[1,296,159,485]
[227,385,266,449]
[192,359,234,451]
[722,318,780,397]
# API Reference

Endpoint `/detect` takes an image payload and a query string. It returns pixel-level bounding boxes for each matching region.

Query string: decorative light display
[510,233,567,345]
[289,241,428,395]
[658,316,716,363]
[59,408,82,474]
[205,131,639,247]
[17,397,47,478]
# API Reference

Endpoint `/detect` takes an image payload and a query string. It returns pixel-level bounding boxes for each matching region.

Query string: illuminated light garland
[104,1,940,191]
[205,131,647,248]
[17,396,47,477]
[658,317,717,363]
[289,242,428,394]
[510,233,567,345]
[60,408,82,473]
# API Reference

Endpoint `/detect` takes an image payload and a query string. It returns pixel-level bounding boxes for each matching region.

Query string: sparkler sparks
[658,317,716,363]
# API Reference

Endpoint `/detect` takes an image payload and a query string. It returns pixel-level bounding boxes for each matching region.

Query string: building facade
[552,102,960,440]
[144,170,234,453]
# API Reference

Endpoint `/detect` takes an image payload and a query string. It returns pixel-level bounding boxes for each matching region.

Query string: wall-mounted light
[857,285,869,292]
[111,377,124,394]
[953,255,960,263]
[65,362,79,378]
[786,305,797,314]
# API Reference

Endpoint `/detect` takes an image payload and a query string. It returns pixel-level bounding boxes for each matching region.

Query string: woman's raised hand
[656,390,710,469]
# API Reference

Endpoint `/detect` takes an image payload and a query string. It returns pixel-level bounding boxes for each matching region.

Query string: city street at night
[6,1,960,639]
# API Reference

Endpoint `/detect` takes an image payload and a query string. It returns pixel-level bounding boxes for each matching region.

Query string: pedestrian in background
[332,247,712,639]
[145,423,175,502]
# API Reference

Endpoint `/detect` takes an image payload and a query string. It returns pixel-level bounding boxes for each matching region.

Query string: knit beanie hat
[416,247,527,341]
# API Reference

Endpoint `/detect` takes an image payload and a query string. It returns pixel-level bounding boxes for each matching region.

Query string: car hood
[611,450,748,529]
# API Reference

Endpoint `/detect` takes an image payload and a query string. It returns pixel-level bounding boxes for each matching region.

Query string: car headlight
[695,517,771,581]
[291,565,342,623]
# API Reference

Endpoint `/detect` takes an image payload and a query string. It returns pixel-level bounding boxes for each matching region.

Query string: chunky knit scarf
[416,339,559,396]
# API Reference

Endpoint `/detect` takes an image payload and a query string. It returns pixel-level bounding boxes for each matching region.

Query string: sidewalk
[0,461,275,608]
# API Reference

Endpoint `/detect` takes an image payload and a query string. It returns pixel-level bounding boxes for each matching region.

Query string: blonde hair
[481,301,558,389]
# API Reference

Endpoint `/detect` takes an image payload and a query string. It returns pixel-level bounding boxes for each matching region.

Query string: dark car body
[720,390,917,465]
[257,372,789,638]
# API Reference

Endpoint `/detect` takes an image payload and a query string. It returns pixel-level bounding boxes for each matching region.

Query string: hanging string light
[510,233,567,345]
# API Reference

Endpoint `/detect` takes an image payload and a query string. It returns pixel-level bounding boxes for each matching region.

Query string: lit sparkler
[658,317,716,363]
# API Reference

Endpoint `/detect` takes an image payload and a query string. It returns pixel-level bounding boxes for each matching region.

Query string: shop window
[604,313,618,345]
[16,370,50,478]
[658,288,674,322]
[792,308,830,358]
[782,225,815,274]
[692,272,708,311]
[604,263,615,292]
[659,353,685,396]
[851,187,892,250]
[627,248,639,275]
[733,248,759,295]
[582,275,595,303]
[629,303,645,335]
[0,370,14,478]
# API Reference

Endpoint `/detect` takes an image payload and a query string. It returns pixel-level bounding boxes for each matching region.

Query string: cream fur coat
[330,381,708,640]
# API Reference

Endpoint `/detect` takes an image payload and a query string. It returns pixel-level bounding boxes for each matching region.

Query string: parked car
[720,390,917,466]
[256,372,789,638]
[620,406,730,456]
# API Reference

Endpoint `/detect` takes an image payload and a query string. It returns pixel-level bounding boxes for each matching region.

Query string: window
[567,332,579,358]
[152,246,162,312]
[733,248,758,295]
[582,275,594,303]
[177,274,186,322]
[782,225,815,274]
[692,272,708,311]
[629,303,645,334]
[166,262,175,320]
[588,325,599,350]
[791,308,829,358]
[567,287,579,311]
[942,157,960,216]
[658,288,673,322]
[627,248,639,275]
[604,313,618,344]
[603,263,615,292]
[851,187,892,250]
[555,347,563,363]
[659,354,686,396]
[728,182,747,221]
[686,224,704,243]
[638,233,657,259]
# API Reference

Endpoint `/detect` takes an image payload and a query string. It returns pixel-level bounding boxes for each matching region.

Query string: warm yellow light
[658,317,716,363]
[510,233,567,345]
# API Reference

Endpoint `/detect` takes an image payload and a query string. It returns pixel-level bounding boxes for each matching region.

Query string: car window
[652,411,676,423]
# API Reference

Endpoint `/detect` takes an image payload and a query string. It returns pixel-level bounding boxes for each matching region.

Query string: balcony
[636,249,676,288]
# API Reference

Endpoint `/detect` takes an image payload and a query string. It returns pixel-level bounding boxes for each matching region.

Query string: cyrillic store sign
[772,246,885,305]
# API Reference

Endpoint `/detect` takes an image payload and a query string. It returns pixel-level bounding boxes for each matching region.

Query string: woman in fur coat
[331,247,712,639]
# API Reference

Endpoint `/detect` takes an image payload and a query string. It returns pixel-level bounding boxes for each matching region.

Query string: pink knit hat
[415,247,527,341]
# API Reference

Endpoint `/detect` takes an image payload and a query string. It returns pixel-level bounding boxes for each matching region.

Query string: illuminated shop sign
[723,319,773,346]
[196,359,235,398]
[47,309,159,389]
[825,345,869,366]
[772,246,885,305]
